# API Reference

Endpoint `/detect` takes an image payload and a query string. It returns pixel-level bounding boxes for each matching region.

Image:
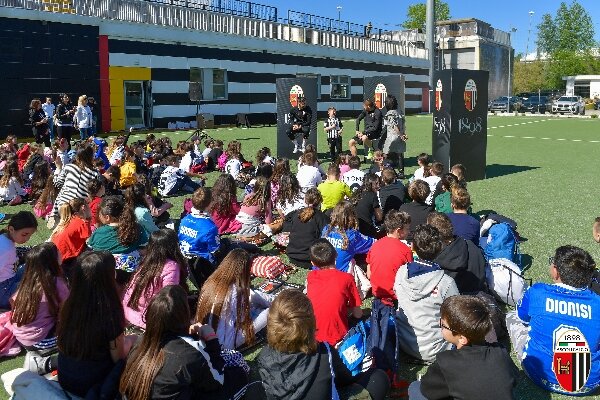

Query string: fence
[0,0,428,59]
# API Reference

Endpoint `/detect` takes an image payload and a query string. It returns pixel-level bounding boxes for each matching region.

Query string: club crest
[552,325,591,393]
[374,83,387,109]
[464,79,477,112]
[289,85,304,108]
[435,79,443,111]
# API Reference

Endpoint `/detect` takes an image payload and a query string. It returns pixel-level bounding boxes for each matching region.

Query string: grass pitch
[0,115,599,399]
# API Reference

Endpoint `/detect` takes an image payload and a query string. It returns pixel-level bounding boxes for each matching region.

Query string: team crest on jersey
[464,79,477,111]
[374,83,387,109]
[289,85,304,108]
[552,325,591,393]
[435,79,443,111]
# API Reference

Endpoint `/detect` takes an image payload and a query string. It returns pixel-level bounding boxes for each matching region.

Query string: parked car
[552,96,585,115]
[521,96,552,114]
[489,96,521,112]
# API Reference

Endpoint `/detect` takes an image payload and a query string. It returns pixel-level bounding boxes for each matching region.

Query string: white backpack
[486,258,529,306]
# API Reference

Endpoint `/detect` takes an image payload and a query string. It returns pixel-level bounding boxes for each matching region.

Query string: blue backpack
[337,321,369,376]
[483,223,521,266]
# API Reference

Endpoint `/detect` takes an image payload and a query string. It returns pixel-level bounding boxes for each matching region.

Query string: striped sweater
[52,164,99,216]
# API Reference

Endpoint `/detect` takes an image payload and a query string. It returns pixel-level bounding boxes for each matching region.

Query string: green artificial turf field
[0,114,599,399]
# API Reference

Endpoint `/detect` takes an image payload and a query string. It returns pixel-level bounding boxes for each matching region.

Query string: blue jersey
[93,137,110,170]
[517,282,600,395]
[178,209,220,263]
[321,226,375,272]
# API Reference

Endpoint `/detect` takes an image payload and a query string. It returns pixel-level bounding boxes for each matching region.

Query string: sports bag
[250,256,286,279]
[337,320,370,376]
[486,258,530,306]
[482,223,521,266]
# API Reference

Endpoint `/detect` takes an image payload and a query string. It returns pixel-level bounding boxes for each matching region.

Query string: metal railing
[287,10,368,37]
[0,0,428,59]
[166,0,277,22]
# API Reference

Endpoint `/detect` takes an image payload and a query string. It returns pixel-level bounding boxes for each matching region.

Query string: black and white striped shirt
[324,117,343,139]
[52,164,99,216]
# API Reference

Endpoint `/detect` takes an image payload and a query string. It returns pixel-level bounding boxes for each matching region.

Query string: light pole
[508,27,517,113]
[336,5,342,21]
[525,10,534,61]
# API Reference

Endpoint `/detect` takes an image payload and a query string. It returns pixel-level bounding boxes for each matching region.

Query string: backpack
[337,320,370,376]
[486,258,530,306]
[217,153,228,171]
[482,223,521,266]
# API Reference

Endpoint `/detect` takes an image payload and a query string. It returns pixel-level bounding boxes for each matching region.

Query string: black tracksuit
[29,108,50,146]
[286,105,313,140]
[55,101,75,143]
[434,236,487,294]
[355,108,383,140]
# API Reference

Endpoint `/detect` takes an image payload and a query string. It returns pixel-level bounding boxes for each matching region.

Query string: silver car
[552,96,585,115]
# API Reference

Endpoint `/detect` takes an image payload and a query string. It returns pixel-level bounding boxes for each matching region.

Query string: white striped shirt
[52,164,99,215]
[324,117,343,139]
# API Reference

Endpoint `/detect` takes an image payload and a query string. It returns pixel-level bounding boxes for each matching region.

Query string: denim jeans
[48,118,54,142]
[79,127,91,140]
[0,264,25,309]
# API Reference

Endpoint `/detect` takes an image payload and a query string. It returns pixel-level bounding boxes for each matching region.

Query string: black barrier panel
[363,76,406,115]
[276,78,318,159]
[431,69,488,181]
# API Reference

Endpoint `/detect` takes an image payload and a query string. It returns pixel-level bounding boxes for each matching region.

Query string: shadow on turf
[484,164,539,180]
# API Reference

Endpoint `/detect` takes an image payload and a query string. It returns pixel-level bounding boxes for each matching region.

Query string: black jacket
[289,106,313,129]
[355,108,383,139]
[284,208,329,262]
[379,181,407,215]
[258,343,357,400]
[434,236,486,294]
[150,335,225,399]
[56,102,75,125]
[29,108,48,136]
[420,343,518,400]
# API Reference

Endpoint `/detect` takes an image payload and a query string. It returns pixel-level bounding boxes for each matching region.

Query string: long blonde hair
[52,198,85,237]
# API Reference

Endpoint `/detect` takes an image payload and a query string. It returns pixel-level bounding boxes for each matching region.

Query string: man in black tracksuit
[349,99,383,161]
[286,97,312,154]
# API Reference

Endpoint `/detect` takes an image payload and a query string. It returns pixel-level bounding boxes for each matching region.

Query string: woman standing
[29,99,50,148]
[74,95,93,141]
[55,94,75,145]
[381,95,407,178]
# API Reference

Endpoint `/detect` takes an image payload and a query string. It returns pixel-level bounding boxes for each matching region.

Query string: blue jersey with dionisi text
[517,282,600,395]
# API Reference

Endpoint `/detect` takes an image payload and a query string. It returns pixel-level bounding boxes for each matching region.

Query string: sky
[264,0,600,55]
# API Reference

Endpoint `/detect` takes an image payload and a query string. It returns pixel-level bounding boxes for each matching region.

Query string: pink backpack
[0,311,21,357]
[217,153,228,171]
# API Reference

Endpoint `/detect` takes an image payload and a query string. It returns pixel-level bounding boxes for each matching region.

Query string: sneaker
[292,144,299,154]
[24,352,51,375]
[366,149,374,160]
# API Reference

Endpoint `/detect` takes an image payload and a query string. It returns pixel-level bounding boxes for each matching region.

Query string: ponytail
[298,207,315,223]
[52,198,85,237]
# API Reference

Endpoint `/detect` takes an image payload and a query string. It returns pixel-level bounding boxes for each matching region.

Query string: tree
[402,1,451,31]
[536,1,595,54]
[514,60,550,93]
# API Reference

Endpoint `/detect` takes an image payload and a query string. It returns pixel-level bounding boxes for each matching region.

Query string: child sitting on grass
[412,153,430,181]
[209,173,242,235]
[50,198,91,276]
[306,239,363,346]
[0,160,27,205]
[158,155,203,197]
[235,176,272,244]
[447,187,480,244]
[434,173,459,214]
[394,225,459,363]
[409,295,518,400]
[317,164,352,212]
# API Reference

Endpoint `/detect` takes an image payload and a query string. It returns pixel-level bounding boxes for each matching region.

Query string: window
[189,67,228,100]
[297,73,321,99]
[330,75,351,99]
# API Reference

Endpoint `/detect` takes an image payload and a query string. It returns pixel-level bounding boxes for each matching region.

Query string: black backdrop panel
[363,75,405,114]
[276,78,318,159]
[431,69,489,181]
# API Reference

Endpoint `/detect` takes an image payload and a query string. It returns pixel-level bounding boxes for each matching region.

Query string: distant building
[564,75,600,99]
[433,18,513,101]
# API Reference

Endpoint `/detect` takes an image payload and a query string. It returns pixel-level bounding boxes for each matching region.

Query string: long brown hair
[323,202,358,250]
[98,196,139,246]
[276,174,301,208]
[298,188,322,223]
[0,160,23,187]
[11,243,62,326]
[270,158,290,183]
[73,144,95,170]
[226,140,242,159]
[195,249,255,345]
[126,229,188,312]
[209,173,238,216]
[242,176,270,213]
[120,285,190,400]
[37,174,59,207]
[57,251,125,359]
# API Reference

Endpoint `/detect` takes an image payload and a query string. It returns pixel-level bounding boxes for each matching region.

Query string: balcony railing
[0,0,428,59]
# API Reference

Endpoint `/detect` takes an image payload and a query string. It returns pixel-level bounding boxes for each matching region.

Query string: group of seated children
[0,132,599,400]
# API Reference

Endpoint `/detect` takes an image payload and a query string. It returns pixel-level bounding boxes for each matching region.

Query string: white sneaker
[293,143,299,154]
[24,352,50,375]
